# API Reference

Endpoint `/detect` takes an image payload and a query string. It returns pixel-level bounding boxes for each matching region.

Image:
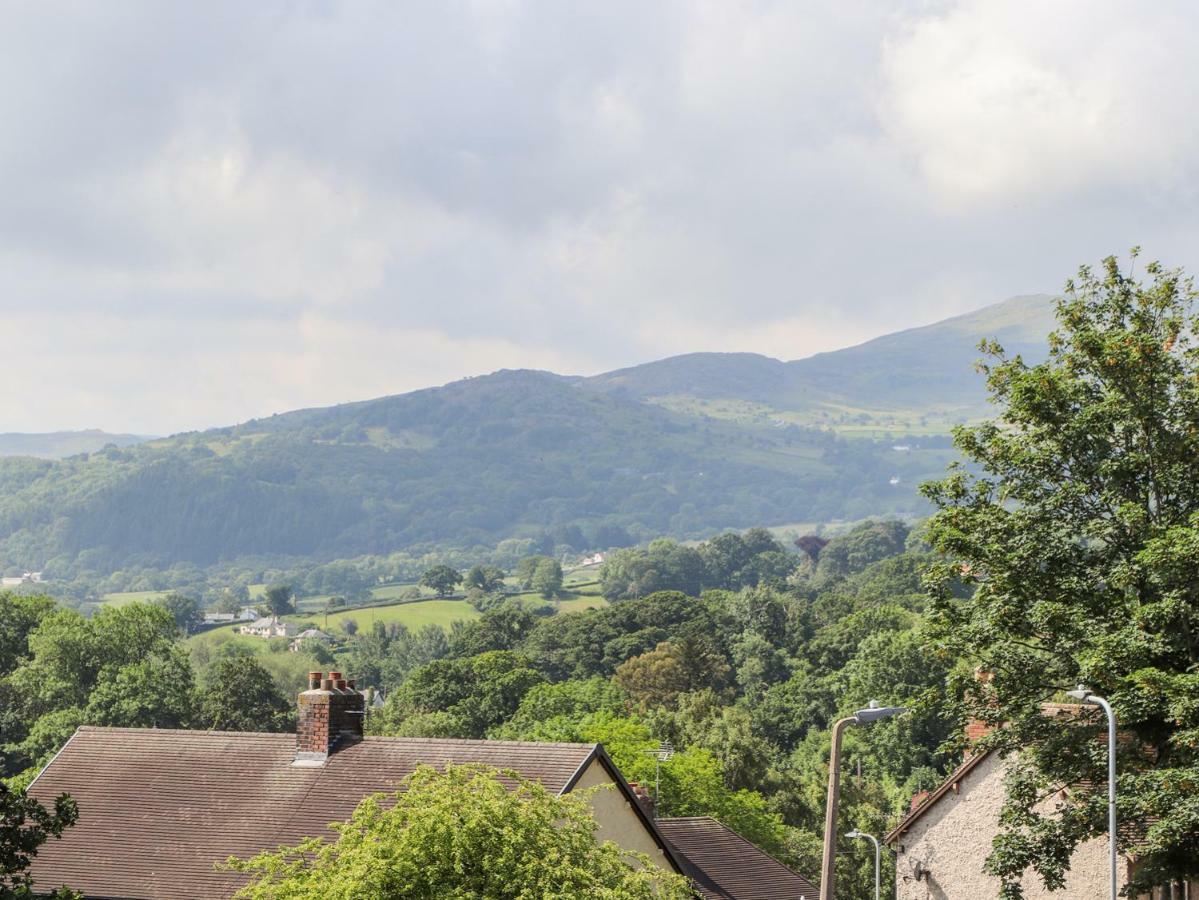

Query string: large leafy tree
[153,592,204,635]
[225,764,693,900]
[1,782,77,899]
[419,566,461,598]
[198,656,293,733]
[374,651,544,739]
[263,585,294,617]
[923,252,1199,894]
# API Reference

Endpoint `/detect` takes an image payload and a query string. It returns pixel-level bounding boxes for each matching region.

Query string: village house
[27,671,819,899]
[237,615,297,638]
[1,571,43,587]
[886,706,1198,899]
[287,627,332,652]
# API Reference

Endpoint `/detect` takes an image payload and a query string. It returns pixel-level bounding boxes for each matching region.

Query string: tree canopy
[923,251,1199,894]
[225,763,693,900]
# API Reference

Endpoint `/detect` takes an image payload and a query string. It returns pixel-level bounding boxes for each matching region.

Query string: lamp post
[819,701,906,900]
[845,830,880,900]
[1066,685,1116,900]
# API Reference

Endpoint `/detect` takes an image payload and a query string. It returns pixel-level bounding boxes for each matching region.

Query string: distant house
[288,628,333,652]
[27,672,819,899]
[202,612,236,625]
[580,552,607,567]
[886,705,1196,899]
[238,616,298,638]
[2,571,44,587]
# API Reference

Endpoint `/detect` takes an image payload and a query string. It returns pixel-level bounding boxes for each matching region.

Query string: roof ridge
[884,749,993,843]
[77,726,292,738]
[75,726,597,750]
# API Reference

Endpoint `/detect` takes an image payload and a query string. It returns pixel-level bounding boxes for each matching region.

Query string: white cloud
[2,0,1199,432]
[879,1,1199,205]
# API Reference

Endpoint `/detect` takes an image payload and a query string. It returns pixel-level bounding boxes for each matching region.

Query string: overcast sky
[3,1,1198,434]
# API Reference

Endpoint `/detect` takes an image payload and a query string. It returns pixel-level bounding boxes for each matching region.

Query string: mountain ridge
[0,294,1056,575]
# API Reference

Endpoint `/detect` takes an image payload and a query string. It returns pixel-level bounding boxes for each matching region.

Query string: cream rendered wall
[894,752,1130,900]
[571,759,673,870]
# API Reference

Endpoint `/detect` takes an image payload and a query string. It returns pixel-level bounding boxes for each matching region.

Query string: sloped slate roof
[657,816,819,900]
[27,727,601,900]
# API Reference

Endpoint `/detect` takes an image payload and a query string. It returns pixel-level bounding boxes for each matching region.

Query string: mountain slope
[0,294,1054,575]
[786,293,1055,409]
[0,430,152,459]
[586,294,1056,430]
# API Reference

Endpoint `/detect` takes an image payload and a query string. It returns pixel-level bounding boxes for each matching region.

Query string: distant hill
[0,430,153,459]
[0,294,1056,575]
[588,294,1056,433]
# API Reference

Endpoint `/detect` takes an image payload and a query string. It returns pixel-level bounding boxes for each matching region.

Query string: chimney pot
[346,679,356,690]
[307,672,321,690]
[295,672,365,765]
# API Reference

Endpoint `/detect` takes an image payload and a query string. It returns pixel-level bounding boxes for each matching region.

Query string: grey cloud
[2,0,1199,431]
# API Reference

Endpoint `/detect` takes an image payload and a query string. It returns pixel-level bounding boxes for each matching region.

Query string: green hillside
[0,295,1053,577]
[588,294,1056,432]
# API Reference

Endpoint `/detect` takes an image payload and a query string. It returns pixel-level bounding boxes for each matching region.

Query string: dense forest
[0,371,953,580]
[0,520,946,899]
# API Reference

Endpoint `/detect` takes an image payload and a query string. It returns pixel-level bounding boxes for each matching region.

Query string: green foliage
[814,520,910,582]
[375,652,544,739]
[0,367,960,580]
[600,532,797,601]
[0,594,55,678]
[419,566,461,598]
[490,678,626,740]
[198,656,294,733]
[0,782,78,899]
[224,763,693,900]
[922,252,1199,894]
[83,646,195,729]
[530,559,563,599]
[463,565,506,594]
[153,592,203,634]
[264,585,294,617]
[614,640,729,711]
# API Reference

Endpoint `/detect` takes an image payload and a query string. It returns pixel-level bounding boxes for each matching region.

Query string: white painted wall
[571,759,672,869]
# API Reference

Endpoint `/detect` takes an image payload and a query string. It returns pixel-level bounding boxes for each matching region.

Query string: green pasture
[307,599,478,632]
[101,589,170,606]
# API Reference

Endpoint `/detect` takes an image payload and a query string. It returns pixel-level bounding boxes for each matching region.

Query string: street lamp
[1066,685,1116,900]
[820,701,906,900]
[845,830,880,900]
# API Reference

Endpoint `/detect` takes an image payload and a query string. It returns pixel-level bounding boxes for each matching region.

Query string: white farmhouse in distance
[239,616,298,638]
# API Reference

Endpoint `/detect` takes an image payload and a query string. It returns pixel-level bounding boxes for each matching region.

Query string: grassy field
[101,589,170,606]
[307,599,479,632]
[554,595,608,613]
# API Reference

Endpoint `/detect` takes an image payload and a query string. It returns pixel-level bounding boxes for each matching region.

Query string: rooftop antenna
[641,742,674,816]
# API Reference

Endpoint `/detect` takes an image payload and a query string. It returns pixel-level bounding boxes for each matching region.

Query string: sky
[3,1,1199,435]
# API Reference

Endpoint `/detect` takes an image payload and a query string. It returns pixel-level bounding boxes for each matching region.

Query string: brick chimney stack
[964,667,997,759]
[294,670,365,766]
[627,781,656,819]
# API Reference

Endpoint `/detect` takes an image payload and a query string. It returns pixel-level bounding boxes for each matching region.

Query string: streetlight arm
[846,831,881,900]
